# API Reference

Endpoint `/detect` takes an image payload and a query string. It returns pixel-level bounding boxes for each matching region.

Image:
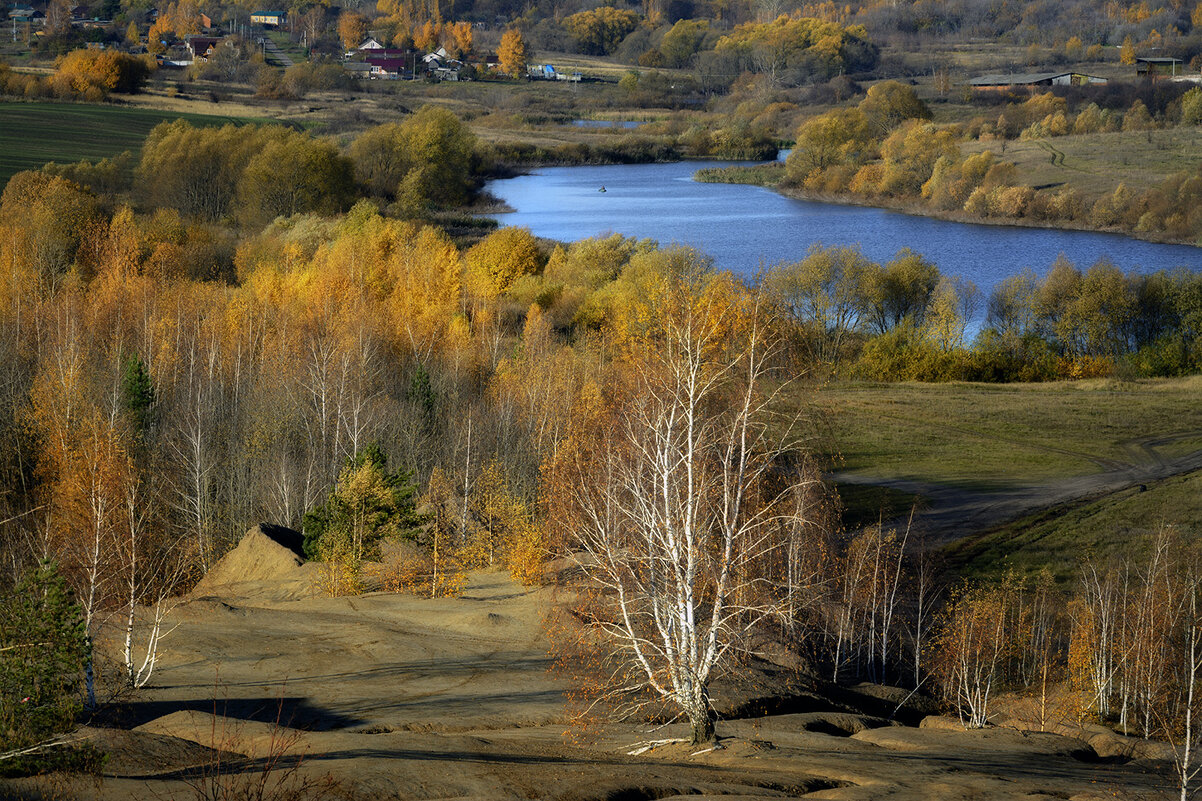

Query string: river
[484,160,1202,295]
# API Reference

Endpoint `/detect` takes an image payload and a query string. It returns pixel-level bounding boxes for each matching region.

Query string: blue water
[570,120,645,129]
[485,160,1202,296]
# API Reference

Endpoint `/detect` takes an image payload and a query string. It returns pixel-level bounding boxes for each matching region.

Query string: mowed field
[0,101,256,186]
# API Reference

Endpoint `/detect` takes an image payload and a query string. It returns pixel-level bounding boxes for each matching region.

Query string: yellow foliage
[1119,36,1136,65]
[497,28,528,77]
[462,227,543,301]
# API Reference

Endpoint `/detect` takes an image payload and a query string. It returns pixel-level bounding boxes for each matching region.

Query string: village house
[249,10,284,26]
[7,5,44,26]
[367,58,407,78]
[360,48,418,78]
[185,34,222,61]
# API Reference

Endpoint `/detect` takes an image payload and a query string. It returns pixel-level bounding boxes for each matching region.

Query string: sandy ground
[0,534,1176,801]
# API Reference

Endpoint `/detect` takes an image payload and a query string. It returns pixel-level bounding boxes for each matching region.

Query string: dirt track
[832,430,1202,547]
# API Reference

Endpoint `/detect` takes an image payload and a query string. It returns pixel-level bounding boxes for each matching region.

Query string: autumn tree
[237,132,354,228]
[0,171,99,288]
[859,80,931,134]
[863,248,941,334]
[339,11,370,49]
[497,28,528,78]
[442,20,472,57]
[786,108,874,177]
[563,7,639,55]
[348,106,477,211]
[53,49,153,99]
[932,576,1025,728]
[546,268,828,744]
[415,466,466,597]
[464,456,528,569]
[302,445,424,564]
[1183,88,1202,126]
[463,226,543,301]
[137,121,268,222]
[44,0,72,36]
[1120,36,1136,66]
[762,245,873,364]
[713,16,877,86]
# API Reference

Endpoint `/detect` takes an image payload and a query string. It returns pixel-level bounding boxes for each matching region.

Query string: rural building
[185,34,222,61]
[8,5,43,25]
[343,61,372,78]
[431,64,463,81]
[420,47,466,80]
[355,37,384,51]
[363,49,417,78]
[366,57,408,78]
[368,48,413,59]
[249,10,284,26]
[527,64,582,81]
[1137,57,1183,78]
[968,71,1108,91]
[422,46,449,66]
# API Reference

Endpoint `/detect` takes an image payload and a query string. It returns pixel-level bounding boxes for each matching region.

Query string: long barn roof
[968,72,1069,86]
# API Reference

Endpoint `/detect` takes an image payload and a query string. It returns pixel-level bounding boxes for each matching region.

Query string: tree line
[764,244,1202,381]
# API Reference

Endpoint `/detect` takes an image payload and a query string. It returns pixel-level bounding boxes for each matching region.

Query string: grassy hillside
[961,126,1202,198]
[818,376,1202,491]
[945,469,1202,583]
[0,101,257,187]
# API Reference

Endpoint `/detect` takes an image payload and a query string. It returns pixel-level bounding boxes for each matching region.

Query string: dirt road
[832,431,1202,547]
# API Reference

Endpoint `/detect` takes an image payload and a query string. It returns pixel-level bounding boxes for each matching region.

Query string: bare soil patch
[0,566,1173,800]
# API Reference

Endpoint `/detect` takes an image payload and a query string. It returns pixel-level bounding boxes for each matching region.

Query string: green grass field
[0,101,256,187]
[816,376,1202,490]
[944,469,1202,583]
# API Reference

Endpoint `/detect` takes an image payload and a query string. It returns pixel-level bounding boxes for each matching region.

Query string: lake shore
[693,162,1202,251]
[486,160,1202,292]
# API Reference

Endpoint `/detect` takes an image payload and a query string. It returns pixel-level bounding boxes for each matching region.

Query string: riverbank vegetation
[693,80,1202,246]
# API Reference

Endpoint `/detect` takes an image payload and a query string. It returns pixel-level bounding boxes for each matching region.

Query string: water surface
[486,161,1202,294]
[570,120,645,129]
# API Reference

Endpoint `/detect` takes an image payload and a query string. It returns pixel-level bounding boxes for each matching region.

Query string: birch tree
[547,271,825,744]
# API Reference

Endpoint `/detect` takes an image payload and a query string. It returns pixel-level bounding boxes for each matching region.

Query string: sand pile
[191,523,319,600]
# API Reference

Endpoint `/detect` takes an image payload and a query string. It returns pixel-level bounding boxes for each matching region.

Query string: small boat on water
[598,186,606,193]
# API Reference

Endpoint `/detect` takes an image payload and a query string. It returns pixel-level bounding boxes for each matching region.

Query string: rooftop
[967,71,1070,86]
